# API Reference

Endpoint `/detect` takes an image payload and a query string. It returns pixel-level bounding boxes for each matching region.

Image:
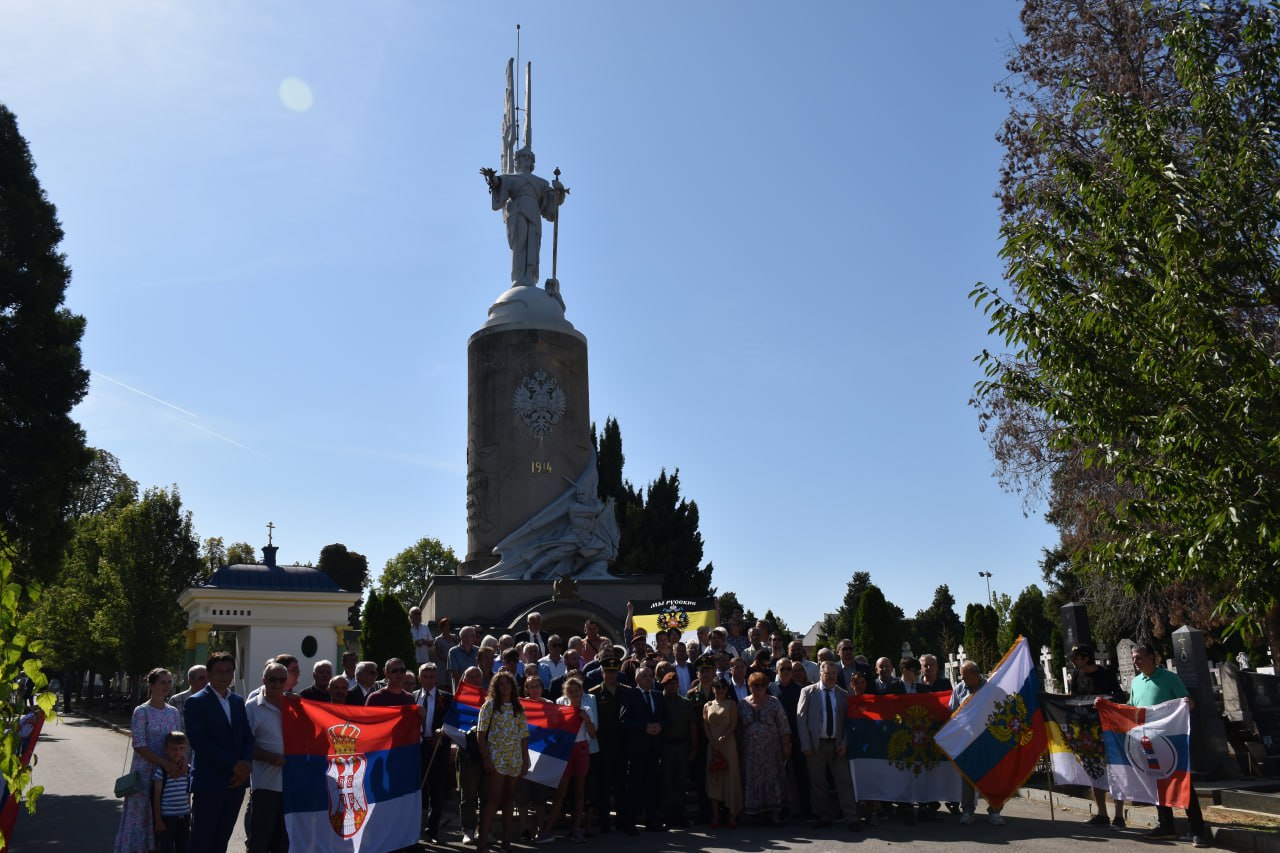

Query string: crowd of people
[113,606,1210,853]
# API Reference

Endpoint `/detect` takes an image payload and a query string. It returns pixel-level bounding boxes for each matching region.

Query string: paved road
[12,711,1188,852]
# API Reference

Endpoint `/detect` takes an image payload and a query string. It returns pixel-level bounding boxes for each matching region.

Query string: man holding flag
[1117,644,1211,847]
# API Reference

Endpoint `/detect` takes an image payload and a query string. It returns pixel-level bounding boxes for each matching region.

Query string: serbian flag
[443,682,583,787]
[281,697,421,853]
[0,711,44,853]
[935,636,1048,810]
[1096,697,1191,808]
[846,692,960,802]
[1041,694,1108,790]
[630,598,718,645]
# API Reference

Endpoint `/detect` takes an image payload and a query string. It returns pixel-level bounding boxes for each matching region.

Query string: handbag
[113,705,150,798]
[114,770,147,798]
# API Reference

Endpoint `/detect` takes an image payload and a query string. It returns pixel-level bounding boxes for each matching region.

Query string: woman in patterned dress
[740,671,791,824]
[476,671,529,853]
[113,668,183,853]
[702,677,742,828]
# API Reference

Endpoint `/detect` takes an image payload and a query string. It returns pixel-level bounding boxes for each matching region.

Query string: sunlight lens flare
[279,76,314,112]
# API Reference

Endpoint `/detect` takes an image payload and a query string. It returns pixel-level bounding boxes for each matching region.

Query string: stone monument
[421,56,660,638]
[1171,625,1239,778]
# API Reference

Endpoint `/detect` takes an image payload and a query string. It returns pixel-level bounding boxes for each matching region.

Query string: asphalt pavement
[8,711,1234,852]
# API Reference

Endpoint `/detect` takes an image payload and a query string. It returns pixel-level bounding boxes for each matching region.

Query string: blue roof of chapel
[201,563,341,592]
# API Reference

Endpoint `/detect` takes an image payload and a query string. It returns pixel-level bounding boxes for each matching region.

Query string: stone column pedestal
[463,286,592,574]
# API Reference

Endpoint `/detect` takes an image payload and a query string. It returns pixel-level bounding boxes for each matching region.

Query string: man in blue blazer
[184,650,255,853]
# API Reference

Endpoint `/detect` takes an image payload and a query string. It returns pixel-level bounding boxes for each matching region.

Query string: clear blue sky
[2,2,1055,637]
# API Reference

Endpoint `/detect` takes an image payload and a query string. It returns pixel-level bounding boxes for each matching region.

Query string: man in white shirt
[788,640,820,683]
[410,607,435,667]
[539,634,566,688]
[245,663,288,853]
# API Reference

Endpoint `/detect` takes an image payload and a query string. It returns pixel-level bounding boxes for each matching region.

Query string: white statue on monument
[480,59,567,293]
[474,448,621,580]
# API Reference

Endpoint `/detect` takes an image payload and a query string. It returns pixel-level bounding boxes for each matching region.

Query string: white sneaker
[959,811,975,825]
[988,812,1005,826]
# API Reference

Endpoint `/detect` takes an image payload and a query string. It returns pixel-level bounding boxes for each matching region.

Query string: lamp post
[978,571,993,606]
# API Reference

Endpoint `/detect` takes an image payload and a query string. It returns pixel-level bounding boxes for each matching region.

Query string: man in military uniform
[660,671,695,827]
[685,656,718,824]
[589,655,631,834]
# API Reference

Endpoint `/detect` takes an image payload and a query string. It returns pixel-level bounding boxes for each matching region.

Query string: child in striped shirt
[151,731,191,853]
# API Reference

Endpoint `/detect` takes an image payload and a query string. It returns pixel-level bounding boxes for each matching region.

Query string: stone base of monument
[421,573,662,641]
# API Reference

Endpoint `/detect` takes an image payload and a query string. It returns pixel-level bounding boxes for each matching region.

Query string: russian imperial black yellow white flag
[630,597,718,643]
[1041,693,1108,789]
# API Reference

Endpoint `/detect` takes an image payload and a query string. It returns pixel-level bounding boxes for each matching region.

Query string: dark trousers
[421,738,452,837]
[457,750,485,834]
[622,747,662,829]
[191,786,246,853]
[1157,783,1205,836]
[245,789,289,853]
[661,742,690,824]
[157,814,190,853]
[786,750,811,818]
[594,744,627,831]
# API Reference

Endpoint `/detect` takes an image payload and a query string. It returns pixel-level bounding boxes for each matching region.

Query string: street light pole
[978,571,993,606]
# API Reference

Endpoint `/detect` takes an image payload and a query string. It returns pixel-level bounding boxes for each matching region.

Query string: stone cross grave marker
[1040,645,1062,693]
[1116,638,1137,692]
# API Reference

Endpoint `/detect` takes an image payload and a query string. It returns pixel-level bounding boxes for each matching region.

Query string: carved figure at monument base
[474,449,620,581]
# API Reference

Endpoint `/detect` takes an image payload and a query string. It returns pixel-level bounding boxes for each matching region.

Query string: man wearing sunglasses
[366,658,417,706]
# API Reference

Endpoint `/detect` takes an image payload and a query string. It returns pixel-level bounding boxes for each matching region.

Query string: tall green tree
[66,448,137,520]
[1007,584,1055,656]
[319,543,369,628]
[818,571,872,649]
[963,602,1001,672]
[850,584,903,663]
[225,541,258,565]
[912,584,964,657]
[975,3,1280,662]
[96,487,202,684]
[0,104,91,582]
[360,590,414,671]
[380,537,458,612]
[594,418,715,597]
[716,591,755,627]
[615,469,714,598]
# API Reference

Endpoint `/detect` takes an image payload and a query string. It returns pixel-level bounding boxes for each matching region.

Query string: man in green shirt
[1126,644,1210,847]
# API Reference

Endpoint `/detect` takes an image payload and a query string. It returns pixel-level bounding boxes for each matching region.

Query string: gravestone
[1061,602,1093,660]
[1171,625,1238,778]
[1220,660,1250,724]
[1242,672,1280,764]
[1040,645,1062,694]
[1116,639,1137,692]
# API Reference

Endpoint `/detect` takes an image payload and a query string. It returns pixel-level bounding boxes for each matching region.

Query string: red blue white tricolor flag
[0,711,43,853]
[443,682,583,787]
[281,697,421,853]
[934,636,1048,810]
[846,692,960,802]
[1096,697,1191,808]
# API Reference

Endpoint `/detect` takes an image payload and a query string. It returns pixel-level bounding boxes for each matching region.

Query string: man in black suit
[415,662,453,844]
[619,665,665,834]
[184,651,254,853]
[347,660,377,705]
[513,611,548,656]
